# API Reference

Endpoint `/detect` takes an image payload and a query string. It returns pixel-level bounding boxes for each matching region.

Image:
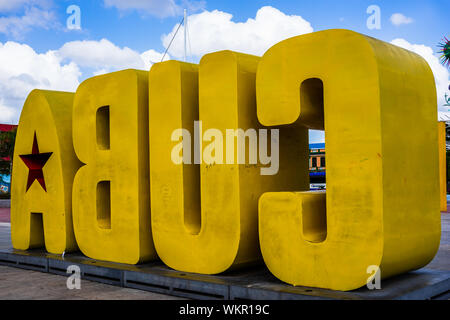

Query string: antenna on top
[160,9,189,63]
[184,9,188,62]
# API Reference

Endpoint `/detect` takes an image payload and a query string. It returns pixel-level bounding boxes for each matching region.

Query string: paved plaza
[0,208,448,299]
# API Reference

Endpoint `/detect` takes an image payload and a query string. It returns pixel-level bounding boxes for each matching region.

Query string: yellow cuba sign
[10,30,441,291]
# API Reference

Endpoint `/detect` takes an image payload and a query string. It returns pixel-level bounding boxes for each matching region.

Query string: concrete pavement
[0,221,183,300]
[0,208,9,223]
[0,207,448,299]
[0,265,184,300]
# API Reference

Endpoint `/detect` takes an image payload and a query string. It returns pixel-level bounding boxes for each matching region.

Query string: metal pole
[184,9,187,62]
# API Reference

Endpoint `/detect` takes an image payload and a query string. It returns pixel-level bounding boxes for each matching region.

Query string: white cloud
[0,0,52,12]
[0,41,81,124]
[0,39,168,123]
[141,49,170,69]
[391,38,449,110]
[104,0,205,18]
[0,99,16,123]
[58,39,145,70]
[390,13,414,26]
[0,6,56,39]
[0,0,53,11]
[92,68,109,77]
[0,0,29,12]
[57,38,168,74]
[162,6,313,59]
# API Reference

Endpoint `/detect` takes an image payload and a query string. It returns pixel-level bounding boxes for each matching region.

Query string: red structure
[0,124,17,162]
[0,124,17,131]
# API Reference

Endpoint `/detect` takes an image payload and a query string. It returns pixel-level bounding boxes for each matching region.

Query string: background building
[0,124,17,197]
[309,143,326,189]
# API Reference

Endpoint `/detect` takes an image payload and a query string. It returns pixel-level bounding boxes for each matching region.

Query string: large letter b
[72,70,155,264]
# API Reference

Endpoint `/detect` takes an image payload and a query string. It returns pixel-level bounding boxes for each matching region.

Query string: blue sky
[0,0,448,142]
[6,0,447,54]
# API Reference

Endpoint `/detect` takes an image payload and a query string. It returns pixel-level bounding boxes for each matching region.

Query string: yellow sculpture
[72,69,156,264]
[257,29,441,291]
[10,29,441,292]
[438,122,447,211]
[11,90,79,254]
[149,51,308,274]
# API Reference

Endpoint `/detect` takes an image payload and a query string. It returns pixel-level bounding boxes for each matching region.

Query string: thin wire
[161,16,184,62]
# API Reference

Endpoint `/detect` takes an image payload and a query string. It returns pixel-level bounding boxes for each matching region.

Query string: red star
[19,133,53,192]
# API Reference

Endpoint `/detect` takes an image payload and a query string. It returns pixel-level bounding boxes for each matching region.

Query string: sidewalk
[0,224,182,300]
[0,209,183,299]
[0,265,184,300]
[0,208,9,223]
[0,207,448,299]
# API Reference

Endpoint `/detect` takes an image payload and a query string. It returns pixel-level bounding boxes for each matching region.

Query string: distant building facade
[0,124,17,195]
[309,143,325,186]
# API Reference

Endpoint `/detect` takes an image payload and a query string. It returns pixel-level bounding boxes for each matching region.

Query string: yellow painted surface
[11,90,80,254]
[257,30,441,291]
[149,51,308,274]
[72,69,155,264]
[438,122,447,212]
[9,29,441,289]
